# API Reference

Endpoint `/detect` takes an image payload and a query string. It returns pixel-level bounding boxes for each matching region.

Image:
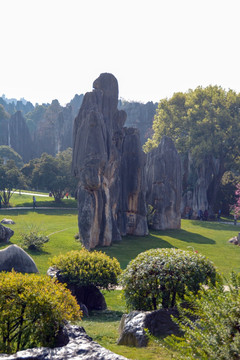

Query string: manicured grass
[98,219,240,276]
[3,191,77,209]
[0,209,80,274]
[1,202,240,359]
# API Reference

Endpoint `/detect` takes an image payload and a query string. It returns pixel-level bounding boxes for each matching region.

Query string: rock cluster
[72,73,148,249]
[118,309,180,347]
[1,324,129,360]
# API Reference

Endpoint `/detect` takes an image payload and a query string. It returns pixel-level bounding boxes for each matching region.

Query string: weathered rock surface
[1,324,129,360]
[0,111,33,162]
[0,244,38,273]
[0,224,14,242]
[9,111,34,162]
[118,309,180,347]
[33,100,74,158]
[47,266,106,312]
[181,153,222,218]
[72,73,148,249]
[119,100,157,145]
[146,136,182,230]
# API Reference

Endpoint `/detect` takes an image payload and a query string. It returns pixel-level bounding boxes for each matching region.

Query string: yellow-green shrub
[0,271,81,354]
[51,249,121,289]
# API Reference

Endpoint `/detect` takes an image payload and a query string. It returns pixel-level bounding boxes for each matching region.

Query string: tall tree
[31,149,77,202]
[0,159,25,206]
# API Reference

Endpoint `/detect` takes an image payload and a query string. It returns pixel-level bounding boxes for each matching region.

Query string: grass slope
[0,194,240,359]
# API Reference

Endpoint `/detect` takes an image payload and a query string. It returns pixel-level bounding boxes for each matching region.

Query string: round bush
[0,271,81,354]
[119,248,217,310]
[51,249,122,289]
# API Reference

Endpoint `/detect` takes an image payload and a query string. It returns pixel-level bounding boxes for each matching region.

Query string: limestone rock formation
[0,224,14,242]
[119,100,157,145]
[33,100,74,158]
[146,136,182,230]
[1,324,129,360]
[118,309,180,347]
[72,73,148,249]
[0,244,38,273]
[0,111,33,162]
[181,153,221,218]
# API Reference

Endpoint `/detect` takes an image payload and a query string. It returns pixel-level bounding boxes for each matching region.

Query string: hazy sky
[1,0,240,105]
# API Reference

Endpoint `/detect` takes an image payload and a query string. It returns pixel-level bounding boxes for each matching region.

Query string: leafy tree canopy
[30,148,77,202]
[0,159,26,205]
[0,145,23,168]
[143,86,240,171]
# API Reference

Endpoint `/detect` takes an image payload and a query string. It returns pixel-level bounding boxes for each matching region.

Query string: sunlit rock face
[72,73,148,249]
[146,136,182,230]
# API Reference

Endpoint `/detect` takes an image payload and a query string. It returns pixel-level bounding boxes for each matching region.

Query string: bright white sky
[1,0,240,106]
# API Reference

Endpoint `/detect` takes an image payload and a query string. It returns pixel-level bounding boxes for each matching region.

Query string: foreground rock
[118,309,180,347]
[47,266,106,313]
[1,324,129,360]
[229,233,240,245]
[0,224,14,242]
[146,136,182,230]
[72,73,148,249]
[1,218,15,225]
[0,245,38,273]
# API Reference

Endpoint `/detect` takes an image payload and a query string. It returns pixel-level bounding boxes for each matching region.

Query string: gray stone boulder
[72,73,148,249]
[228,233,240,245]
[1,218,15,225]
[0,224,14,242]
[0,244,38,273]
[1,323,129,360]
[118,309,180,347]
[146,136,182,230]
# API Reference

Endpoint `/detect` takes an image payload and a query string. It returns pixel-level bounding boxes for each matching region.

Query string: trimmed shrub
[0,271,81,354]
[50,249,122,289]
[166,273,240,359]
[119,248,217,310]
[20,227,49,251]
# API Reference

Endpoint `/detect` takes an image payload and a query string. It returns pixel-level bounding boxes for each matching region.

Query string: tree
[144,86,240,210]
[0,159,25,206]
[0,145,23,168]
[31,149,77,202]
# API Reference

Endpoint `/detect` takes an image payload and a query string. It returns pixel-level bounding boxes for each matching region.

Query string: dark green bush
[166,273,240,360]
[20,226,49,250]
[119,248,216,310]
[0,271,81,354]
[51,249,122,289]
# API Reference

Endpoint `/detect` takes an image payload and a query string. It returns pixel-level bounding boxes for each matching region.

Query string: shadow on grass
[83,310,124,323]
[152,228,215,244]
[27,248,50,256]
[0,241,13,249]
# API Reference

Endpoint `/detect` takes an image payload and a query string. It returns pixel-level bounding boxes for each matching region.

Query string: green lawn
[3,191,77,209]
[0,195,240,359]
[0,209,80,273]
